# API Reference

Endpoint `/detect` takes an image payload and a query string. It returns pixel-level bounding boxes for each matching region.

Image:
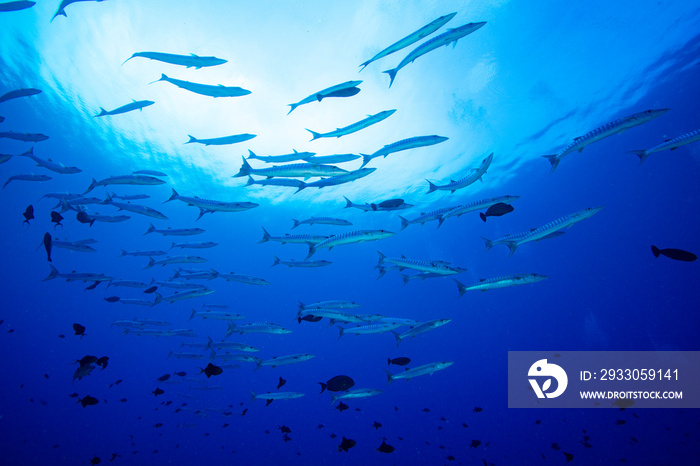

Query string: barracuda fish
[95,100,154,117]
[245,176,304,188]
[144,223,205,236]
[298,300,361,310]
[359,12,457,71]
[392,319,452,347]
[303,154,360,164]
[51,0,105,20]
[153,288,215,305]
[258,228,328,245]
[206,338,259,352]
[0,131,49,142]
[166,189,258,220]
[123,51,227,68]
[427,153,493,194]
[247,149,315,163]
[250,391,305,403]
[15,147,81,174]
[376,317,421,327]
[150,280,208,290]
[3,173,51,188]
[306,109,396,141]
[212,353,262,365]
[234,157,348,179]
[89,213,131,223]
[99,193,168,220]
[255,354,315,370]
[189,310,245,321]
[172,269,219,280]
[180,342,209,351]
[0,87,40,103]
[0,1,34,12]
[344,197,413,212]
[287,80,362,114]
[297,309,368,324]
[455,274,548,297]
[385,361,454,383]
[272,257,332,268]
[338,323,402,339]
[171,241,218,249]
[84,174,165,194]
[133,170,167,177]
[306,230,396,259]
[292,217,352,229]
[186,133,256,146]
[499,206,604,256]
[120,249,167,257]
[399,206,458,230]
[384,21,486,87]
[111,192,150,200]
[43,264,112,283]
[441,195,520,224]
[377,251,463,275]
[167,351,206,360]
[330,388,383,404]
[227,322,292,336]
[151,74,251,97]
[361,135,448,167]
[116,298,155,306]
[628,128,700,164]
[107,279,148,288]
[543,108,670,172]
[50,239,97,253]
[399,271,464,284]
[145,255,207,269]
[218,273,270,286]
[55,197,102,212]
[42,192,81,201]
[295,168,376,193]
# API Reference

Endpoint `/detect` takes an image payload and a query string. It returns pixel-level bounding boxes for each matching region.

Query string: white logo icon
[528,359,568,399]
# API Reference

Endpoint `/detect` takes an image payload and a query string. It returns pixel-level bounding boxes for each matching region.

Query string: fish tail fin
[294,183,306,194]
[358,60,371,72]
[481,237,493,252]
[250,391,257,402]
[121,54,135,66]
[148,73,167,85]
[83,178,97,195]
[95,108,107,117]
[376,250,386,266]
[246,149,258,160]
[627,150,650,165]
[258,227,271,244]
[305,245,316,260]
[383,68,398,88]
[360,153,372,168]
[454,279,467,298]
[343,196,353,209]
[542,154,560,173]
[480,212,487,222]
[271,256,280,267]
[144,223,156,235]
[426,180,438,194]
[291,219,301,229]
[506,241,518,257]
[384,369,395,385]
[205,336,213,351]
[152,292,162,306]
[318,382,327,394]
[387,358,392,366]
[188,308,196,321]
[234,156,251,177]
[245,175,256,186]
[330,393,338,405]
[401,274,410,286]
[43,264,59,281]
[196,207,207,221]
[399,216,409,231]
[253,360,262,371]
[651,245,661,258]
[305,129,322,141]
[377,267,387,280]
[391,331,402,347]
[185,135,197,144]
[286,103,299,115]
[166,188,179,203]
[337,327,344,340]
[119,249,128,256]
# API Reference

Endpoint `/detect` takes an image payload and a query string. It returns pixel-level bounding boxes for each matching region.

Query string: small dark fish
[90,457,101,465]
[222,423,229,428]
[354,408,361,412]
[336,401,349,412]
[50,211,63,228]
[440,416,447,422]
[447,455,456,461]
[279,425,291,434]
[173,371,186,377]
[23,205,34,225]
[43,232,52,262]
[616,419,626,425]
[154,423,163,428]
[78,355,98,366]
[265,399,273,406]
[119,398,127,403]
[317,87,361,101]
[96,356,109,369]
[277,377,286,389]
[104,296,120,303]
[470,440,481,448]
[564,452,574,462]
[84,281,100,291]
[551,443,561,451]
[58,334,65,338]
[535,420,541,424]
[377,440,394,453]
[72,323,86,338]
[422,408,430,412]
[69,393,79,398]
[241,409,248,416]
[78,395,98,407]
[388,357,411,366]
[76,211,95,226]
[143,286,158,294]
[329,433,337,439]
[371,198,405,210]
[651,245,697,262]
[200,363,223,378]
[338,437,356,452]
[157,374,171,382]
[473,407,483,413]
[319,375,354,393]
[112,379,123,386]
[372,421,382,429]
[110,453,119,462]
[462,422,468,428]
[282,434,291,442]
[480,202,514,222]
[152,388,165,397]
[299,314,322,323]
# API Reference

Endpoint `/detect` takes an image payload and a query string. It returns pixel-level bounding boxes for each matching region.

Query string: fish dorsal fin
[401,255,406,258]
[190,53,198,57]
[479,278,486,282]
[573,136,583,141]
[293,149,298,153]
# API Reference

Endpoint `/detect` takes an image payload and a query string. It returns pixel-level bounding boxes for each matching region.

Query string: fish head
[438,361,455,370]
[629,108,669,124]
[575,205,604,220]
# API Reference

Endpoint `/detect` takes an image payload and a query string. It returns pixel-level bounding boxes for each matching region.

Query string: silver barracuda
[343,197,413,212]
[330,388,383,404]
[377,251,463,275]
[392,319,452,347]
[245,176,305,188]
[384,21,486,87]
[212,353,262,365]
[361,135,448,167]
[151,74,250,97]
[427,153,493,194]
[120,249,167,256]
[250,391,305,403]
[171,242,218,249]
[628,128,700,164]
[375,317,421,327]
[153,288,215,305]
[16,147,81,174]
[99,193,168,220]
[287,80,362,114]
[166,189,258,220]
[303,154,360,164]
[297,309,368,324]
[0,132,49,142]
[206,338,259,353]
[111,193,150,200]
[543,108,669,173]
[51,0,106,21]
[234,157,348,179]
[167,350,207,360]
[399,206,458,230]
[338,323,402,338]
[116,298,155,306]
[247,149,315,163]
[258,228,328,245]
[272,257,332,268]
[295,168,376,193]
[385,361,454,383]
[51,240,96,253]
[150,280,207,290]
[189,310,245,321]
[226,322,292,336]
[292,217,352,228]
[441,195,520,224]
[254,354,315,370]
[43,265,112,283]
[400,271,462,284]
[0,87,41,103]
[298,300,361,310]
[89,213,131,223]
[3,173,51,188]
[218,273,270,286]
[172,269,219,280]
[144,255,207,269]
[107,280,148,288]
[306,109,396,141]
[455,274,548,297]
[306,230,396,259]
[95,100,154,117]
[186,133,256,146]
[84,174,165,194]
[122,51,227,68]
[144,223,205,236]
[359,12,457,71]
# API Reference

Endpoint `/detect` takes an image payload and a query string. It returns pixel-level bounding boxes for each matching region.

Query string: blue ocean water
[1,1,699,464]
